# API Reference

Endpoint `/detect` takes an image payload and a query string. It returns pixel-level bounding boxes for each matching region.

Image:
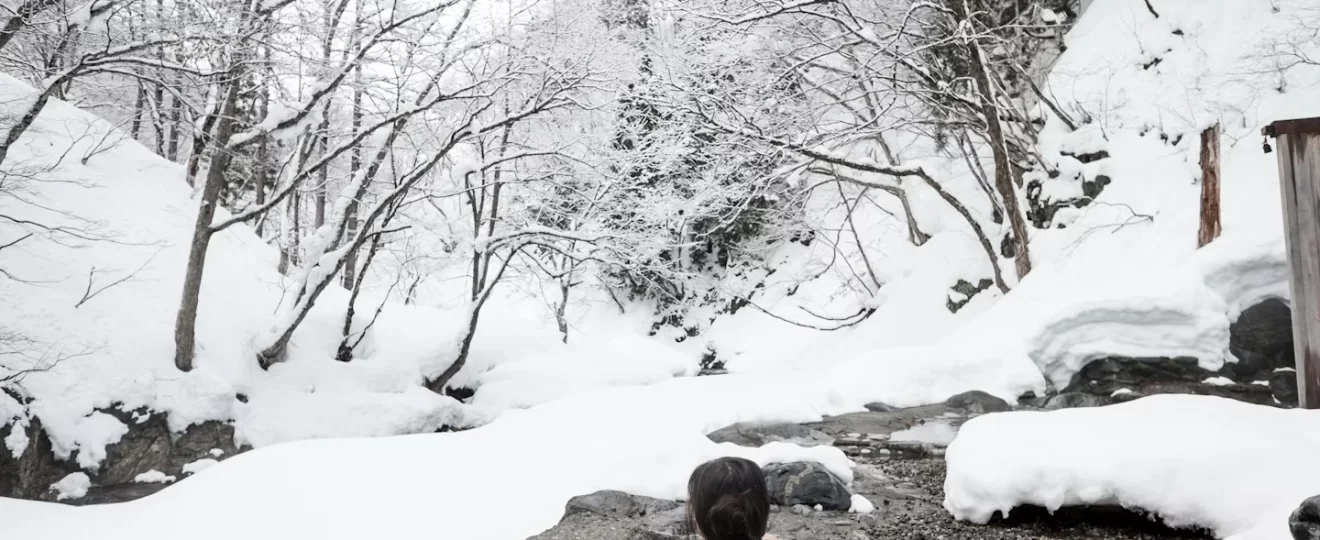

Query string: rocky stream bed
[530,296,1305,540]
[529,388,1230,540]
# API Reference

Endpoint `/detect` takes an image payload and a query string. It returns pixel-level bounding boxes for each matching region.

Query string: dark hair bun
[687,457,771,540]
[707,494,755,539]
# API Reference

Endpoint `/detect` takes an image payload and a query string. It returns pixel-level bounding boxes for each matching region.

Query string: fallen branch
[75,251,159,308]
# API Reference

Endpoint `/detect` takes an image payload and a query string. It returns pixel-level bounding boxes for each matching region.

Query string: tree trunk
[165,96,181,161]
[130,80,145,140]
[556,274,570,343]
[426,307,482,394]
[185,97,222,187]
[154,0,169,156]
[289,186,302,267]
[894,189,930,246]
[1198,124,1222,248]
[959,2,1032,280]
[173,78,241,372]
[0,95,50,167]
[314,133,329,229]
[254,88,270,238]
[336,200,396,362]
[341,68,364,288]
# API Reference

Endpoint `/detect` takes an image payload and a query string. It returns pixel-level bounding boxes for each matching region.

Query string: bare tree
[173,0,292,371]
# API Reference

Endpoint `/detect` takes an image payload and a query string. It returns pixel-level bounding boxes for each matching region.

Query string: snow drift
[944,395,1320,540]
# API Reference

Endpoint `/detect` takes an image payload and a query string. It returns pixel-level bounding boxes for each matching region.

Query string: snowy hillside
[0,73,697,460]
[2,0,1320,539]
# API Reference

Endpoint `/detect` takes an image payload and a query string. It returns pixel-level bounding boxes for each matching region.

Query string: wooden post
[1198,124,1221,248]
[1265,117,1320,409]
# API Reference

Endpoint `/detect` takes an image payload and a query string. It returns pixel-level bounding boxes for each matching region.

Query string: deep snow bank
[943,395,1320,540]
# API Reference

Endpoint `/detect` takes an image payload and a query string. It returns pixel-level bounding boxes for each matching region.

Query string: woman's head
[687,457,771,540]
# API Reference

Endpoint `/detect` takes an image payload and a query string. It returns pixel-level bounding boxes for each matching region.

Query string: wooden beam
[1266,117,1320,408]
[1198,124,1221,248]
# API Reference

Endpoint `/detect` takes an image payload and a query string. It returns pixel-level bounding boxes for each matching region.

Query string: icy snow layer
[0,365,1038,540]
[944,395,1320,540]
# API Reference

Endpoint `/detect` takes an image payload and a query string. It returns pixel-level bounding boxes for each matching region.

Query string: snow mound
[133,470,176,484]
[50,472,90,501]
[944,395,1320,540]
[181,458,218,475]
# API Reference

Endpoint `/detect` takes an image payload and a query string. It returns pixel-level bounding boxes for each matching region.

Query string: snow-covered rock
[945,395,1320,540]
[49,473,90,501]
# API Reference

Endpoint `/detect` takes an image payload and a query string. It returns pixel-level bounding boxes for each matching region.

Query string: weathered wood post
[1265,117,1320,409]
[1198,124,1221,248]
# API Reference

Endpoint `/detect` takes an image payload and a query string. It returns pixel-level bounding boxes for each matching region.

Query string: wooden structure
[1265,117,1320,409]
[1198,124,1221,248]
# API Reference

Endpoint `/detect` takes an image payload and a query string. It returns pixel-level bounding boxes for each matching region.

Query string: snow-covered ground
[2,0,1320,538]
[945,394,1320,540]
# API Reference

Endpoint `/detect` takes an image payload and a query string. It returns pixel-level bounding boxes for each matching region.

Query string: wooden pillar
[1198,124,1221,248]
[1266,117,1320,409]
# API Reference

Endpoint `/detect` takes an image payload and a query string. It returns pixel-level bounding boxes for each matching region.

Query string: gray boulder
[944,390,1012,414]
[1290,494,1320,540]
[863,402,898,413]
[763,462,853,511]
[1230,299,1294,377]
[1043,392,1108,410]
[538,490,689,540]
[565,490,681,519]
[706,422,833,448]
[528,511,679,540]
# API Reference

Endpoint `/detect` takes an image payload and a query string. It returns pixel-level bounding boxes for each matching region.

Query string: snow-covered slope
[709,0,1318,389]
[943,2,1320,538]
[0,71,694,464]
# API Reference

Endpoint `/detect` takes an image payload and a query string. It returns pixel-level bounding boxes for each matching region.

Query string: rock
[527,510,678,540]
[944,390,1011,414]
[0,417,77,501]
[168,420,240,472]
[637,506,689,536]
[1229,299,1294,378]
[706,422,833,448]
[98,407,172,485]
[565,490,681,519]
[947,279,994,313]
[96,409,239,488]
[763,462,853,511]
[0,404,241,502]
[1069,357,1207,392]
[538,491,688,539]
[1064,356,1280,408]
[1273,369,1300,408]
[808,404,949,439]
[1289,494,1320,540]
[863,402,898,413]
[63,483,170,506]
[1025,173,1110,228]
[1043,392,1108,410]
[1110,390,1146,404]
